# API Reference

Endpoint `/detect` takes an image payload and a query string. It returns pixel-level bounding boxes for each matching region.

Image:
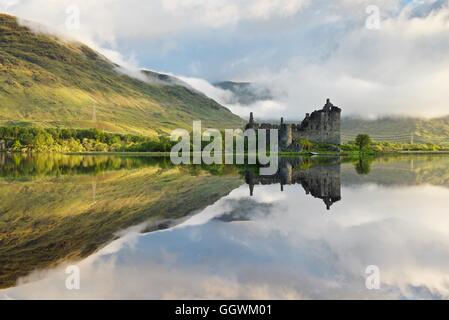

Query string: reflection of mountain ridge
[0,155,242,289]
[341,155,449,189]
[245,158,342,210]
[214,198,274,223]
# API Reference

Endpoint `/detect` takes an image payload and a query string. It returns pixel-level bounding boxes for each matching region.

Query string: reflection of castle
[245,158,342,210]
[246,99,342,150]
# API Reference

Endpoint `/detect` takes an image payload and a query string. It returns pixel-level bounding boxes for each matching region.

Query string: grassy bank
[1,126,448,156]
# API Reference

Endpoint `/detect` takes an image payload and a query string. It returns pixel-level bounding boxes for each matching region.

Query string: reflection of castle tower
[245,157,342,210]
[297,164,341,210]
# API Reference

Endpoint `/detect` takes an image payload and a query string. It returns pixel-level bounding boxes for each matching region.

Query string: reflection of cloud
[214,198,274,222]
[3,181,449,299]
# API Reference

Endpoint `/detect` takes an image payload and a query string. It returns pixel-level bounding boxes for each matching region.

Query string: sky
[2,0,449,119]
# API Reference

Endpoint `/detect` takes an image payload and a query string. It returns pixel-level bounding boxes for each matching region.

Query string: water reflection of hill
[2,154,448,289]
[243,155,449,213]
[0,155,242,289]
[341,155,449,188]
[0,153,174,178]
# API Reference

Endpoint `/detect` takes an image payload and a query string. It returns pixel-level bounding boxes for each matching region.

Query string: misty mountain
[0,14,243,136]
[214,81,273,105]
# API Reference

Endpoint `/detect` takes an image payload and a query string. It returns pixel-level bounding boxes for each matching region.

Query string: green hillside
[342,116,449,144]
[0,14,243,136]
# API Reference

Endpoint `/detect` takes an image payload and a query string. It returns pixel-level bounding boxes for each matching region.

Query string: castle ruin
[246,99,342,150]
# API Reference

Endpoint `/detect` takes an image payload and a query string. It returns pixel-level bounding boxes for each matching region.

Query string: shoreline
[2,151,449,157]
[68,151,449,156]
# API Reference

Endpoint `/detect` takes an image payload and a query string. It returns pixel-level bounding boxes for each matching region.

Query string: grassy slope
[0,14,243,136]
[0,155,243,288]
[342,117,449,143]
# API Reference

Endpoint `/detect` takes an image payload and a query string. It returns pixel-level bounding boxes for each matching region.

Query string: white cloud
[242,1,449,119]
[3,0,449,118]
[177,76,234,102]
[178,76,287,119]
[5,0,307,45]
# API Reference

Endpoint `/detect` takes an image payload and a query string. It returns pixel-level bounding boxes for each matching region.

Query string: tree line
[0,127,176,153]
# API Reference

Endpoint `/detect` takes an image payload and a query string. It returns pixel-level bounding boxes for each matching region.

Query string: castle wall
[279,124,292,150]
[246,99,342,149]
[293,107,341,145]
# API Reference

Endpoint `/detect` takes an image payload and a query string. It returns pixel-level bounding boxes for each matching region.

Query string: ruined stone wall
[245,99,342,148]
[293,100,341,144]
[279,124,292,150]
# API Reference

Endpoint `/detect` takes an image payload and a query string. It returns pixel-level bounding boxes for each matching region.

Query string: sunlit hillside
[0,14,244,136]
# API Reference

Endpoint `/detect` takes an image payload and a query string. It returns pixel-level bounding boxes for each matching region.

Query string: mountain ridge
[341,115,449,143]
[214,81,274,105]
[0,14,244,136]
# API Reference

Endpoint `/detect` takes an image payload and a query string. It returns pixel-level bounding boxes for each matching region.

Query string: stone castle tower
[246,99,341,150]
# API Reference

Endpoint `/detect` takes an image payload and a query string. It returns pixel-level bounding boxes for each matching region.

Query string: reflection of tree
[355,157,373,175]
[0,154,237,178]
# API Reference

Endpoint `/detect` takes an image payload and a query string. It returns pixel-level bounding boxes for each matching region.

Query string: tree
[12,140,23,152]
[34,132,55,152]
[355,134,372,152]
[299,139,313,152]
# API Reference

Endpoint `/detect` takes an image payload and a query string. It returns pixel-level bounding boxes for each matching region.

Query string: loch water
[1,153,449,299]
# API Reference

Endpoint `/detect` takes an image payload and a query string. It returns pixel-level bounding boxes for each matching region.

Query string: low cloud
[239,1,449,119]
[5,0,308,45]
[4,0,449,118]
[178,76,286,120]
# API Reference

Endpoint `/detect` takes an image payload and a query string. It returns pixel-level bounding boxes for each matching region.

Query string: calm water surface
[1,153,449,299]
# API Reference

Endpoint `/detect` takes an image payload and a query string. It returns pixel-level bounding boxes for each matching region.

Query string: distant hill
[342,116,449,144]
[214,81,273,105]
[0,14,243,136]
[215,77,449,144]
